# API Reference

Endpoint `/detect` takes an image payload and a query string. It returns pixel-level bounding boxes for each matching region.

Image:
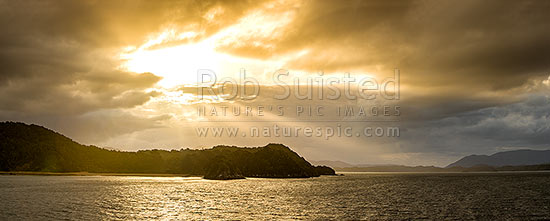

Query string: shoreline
[0,171,336,179]
[3,171,550,178]
[0,171,196,177]
[337,170,550,174]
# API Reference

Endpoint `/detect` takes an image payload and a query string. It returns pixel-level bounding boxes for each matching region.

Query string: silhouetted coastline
[0,122,335,180]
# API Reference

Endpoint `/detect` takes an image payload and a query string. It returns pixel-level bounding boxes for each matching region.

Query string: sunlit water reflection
[1,173,550,220]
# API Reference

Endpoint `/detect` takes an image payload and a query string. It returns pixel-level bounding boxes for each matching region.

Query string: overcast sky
[1,0,549,166]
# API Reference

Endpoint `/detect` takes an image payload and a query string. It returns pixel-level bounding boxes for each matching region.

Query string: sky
[1,0,549,166]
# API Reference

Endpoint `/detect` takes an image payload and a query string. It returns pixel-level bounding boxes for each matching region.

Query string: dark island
[0,122,335,180]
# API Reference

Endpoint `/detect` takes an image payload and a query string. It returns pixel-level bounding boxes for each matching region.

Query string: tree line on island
[0,122,335,180]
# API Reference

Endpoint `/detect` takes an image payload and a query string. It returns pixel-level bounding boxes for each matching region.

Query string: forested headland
[0,122,335,180]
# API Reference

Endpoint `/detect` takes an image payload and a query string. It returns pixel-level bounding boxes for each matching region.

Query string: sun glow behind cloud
[118,2,299,88]
[119,34,228,88]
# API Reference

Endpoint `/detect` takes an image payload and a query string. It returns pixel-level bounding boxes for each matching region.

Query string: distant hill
[0,122,334,179]
[446,149,550,168]
[321,149,550,172]
[310,160,355,168]
[335,164,550,172]
[336,165,445,172]
[310,160,396,168]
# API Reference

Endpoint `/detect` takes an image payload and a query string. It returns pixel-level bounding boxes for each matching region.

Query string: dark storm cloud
[459,94,550,145]
[218,0,550,90]
[0,71,161,115]
[398,94,550,158]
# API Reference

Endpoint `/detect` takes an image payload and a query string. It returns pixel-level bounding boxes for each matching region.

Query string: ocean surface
[1,172,550,220]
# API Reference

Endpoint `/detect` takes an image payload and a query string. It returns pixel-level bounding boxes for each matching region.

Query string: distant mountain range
[313,149,550,172]
[446,149,550,168]
[0,122,334,179]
